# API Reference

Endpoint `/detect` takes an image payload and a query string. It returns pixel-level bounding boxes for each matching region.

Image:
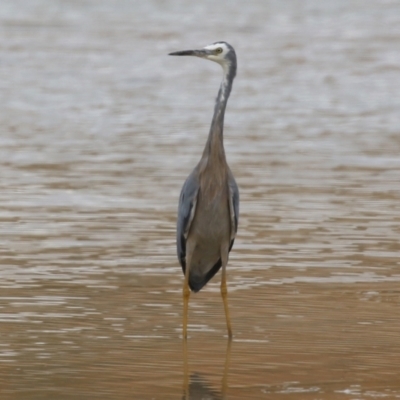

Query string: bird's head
[169,42,236,71]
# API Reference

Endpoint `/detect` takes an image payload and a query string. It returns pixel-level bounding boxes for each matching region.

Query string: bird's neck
[202,63,235,165]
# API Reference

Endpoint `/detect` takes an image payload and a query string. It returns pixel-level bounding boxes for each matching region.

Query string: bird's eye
[215,47,223,54]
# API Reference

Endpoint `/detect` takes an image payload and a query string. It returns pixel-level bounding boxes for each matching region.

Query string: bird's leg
[182,283,190,339]
[220,246,232,338]
[182,252,192,340]
[221,272,232,338]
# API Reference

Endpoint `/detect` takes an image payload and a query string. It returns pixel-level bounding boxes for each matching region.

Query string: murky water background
[1,0,400,398]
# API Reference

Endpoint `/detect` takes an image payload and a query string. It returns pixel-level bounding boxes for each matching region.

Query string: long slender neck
[202,61,236,163]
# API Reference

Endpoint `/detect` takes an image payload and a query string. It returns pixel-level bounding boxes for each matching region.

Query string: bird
[169,42,239,339]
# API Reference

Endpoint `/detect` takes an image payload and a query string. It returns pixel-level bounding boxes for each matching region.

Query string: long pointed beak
[168,49,210,57]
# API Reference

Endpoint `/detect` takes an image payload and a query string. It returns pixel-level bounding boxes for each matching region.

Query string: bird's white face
[203,42,230,63]
[169,42,235,75]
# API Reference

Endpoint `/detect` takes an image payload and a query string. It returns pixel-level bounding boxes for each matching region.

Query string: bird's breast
[192,184,230,239]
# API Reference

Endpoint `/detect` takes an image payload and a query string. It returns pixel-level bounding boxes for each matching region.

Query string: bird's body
[169,42,239,338]
[181,162,231,292]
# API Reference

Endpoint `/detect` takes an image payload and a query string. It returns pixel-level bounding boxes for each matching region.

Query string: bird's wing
[177,170,199,271]
[228,169,239,249]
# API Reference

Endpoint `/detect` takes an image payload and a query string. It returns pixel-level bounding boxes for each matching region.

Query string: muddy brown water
[1,1,400,399]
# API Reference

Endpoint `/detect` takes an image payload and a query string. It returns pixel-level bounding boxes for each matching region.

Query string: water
[1,0,400,398]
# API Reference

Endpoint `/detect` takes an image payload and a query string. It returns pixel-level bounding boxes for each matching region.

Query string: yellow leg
[182,252,191,340]
[221,266,232,339]
[182,279,190,339]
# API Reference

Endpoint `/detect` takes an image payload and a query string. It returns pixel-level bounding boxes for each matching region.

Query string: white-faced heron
[169,42,239,339]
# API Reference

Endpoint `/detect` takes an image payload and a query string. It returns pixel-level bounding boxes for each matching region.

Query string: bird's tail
[189,259,222,293]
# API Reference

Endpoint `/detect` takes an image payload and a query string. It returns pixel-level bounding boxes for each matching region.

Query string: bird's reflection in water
[183,374,222,400]
[182,340,232,400]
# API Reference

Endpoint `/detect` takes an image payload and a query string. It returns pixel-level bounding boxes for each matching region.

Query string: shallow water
[1,0,400,399]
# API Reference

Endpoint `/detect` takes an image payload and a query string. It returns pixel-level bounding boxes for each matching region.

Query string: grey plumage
[170,41,239,338]
[177,168,238,292]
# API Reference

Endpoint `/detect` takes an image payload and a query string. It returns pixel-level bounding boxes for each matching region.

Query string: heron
[169,42,239,339]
